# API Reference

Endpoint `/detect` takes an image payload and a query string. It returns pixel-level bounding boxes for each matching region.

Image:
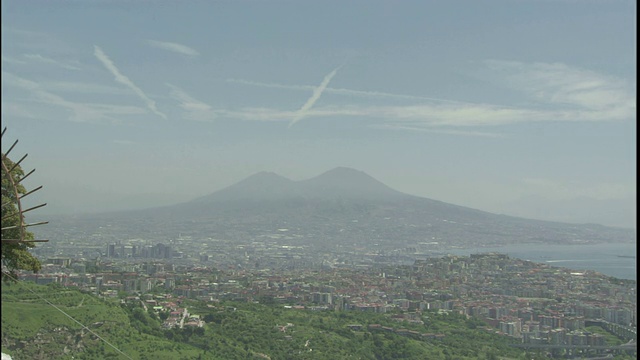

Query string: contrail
[228,78,479,105]
[147,40,200,57]
[166,83,212,112]
[227,78,311,92]
[289,65,341,128]
[94,45,167,119]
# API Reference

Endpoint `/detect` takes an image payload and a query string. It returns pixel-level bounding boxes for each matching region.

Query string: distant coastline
[448,242,636,281]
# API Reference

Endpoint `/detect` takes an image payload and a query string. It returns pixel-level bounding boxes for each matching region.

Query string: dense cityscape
[18,232,637,358]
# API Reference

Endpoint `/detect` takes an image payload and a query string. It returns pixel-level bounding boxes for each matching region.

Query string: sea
[446,243,636,281]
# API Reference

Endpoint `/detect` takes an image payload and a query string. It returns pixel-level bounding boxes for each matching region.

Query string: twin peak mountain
[192,167,407,203]
[139,167,632,246]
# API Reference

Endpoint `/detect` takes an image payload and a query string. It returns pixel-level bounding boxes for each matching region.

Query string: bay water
[447,242,636,280]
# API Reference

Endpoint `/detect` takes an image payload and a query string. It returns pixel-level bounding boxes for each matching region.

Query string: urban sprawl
[24,234,637,356]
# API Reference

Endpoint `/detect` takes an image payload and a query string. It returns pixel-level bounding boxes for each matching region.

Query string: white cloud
[227,78,311,92]
[93,45,167,119]
[219,107,297,122]
[2,71,147,123]
[1,55,27,65]
[484,60,636,118]
[22,53,82,70]
[218,103,538,127]
[4,28,78,55]
[221,61,635,134]
[193,96,630,135]
[42,81,131,95]
[228,78,471,104]
[371,124,504,138]
[166,84,211,112]
[166,83,215,121]
[147,40,200,57]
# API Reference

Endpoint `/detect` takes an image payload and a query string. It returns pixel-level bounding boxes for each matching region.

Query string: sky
[1,0,636,229]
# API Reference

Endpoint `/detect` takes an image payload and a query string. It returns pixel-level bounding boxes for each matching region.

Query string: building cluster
[20,250,637,349]
[105,242,174,260]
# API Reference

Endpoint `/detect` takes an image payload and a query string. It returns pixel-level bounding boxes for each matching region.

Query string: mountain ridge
[191,166,408,204]
[34,167,635,249]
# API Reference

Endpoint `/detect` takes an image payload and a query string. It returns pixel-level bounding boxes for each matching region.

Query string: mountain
[193,171,298,202]
[192,167,404,203]
[179,167,522,227]
[297,167,405,200]
[36,167,635,249]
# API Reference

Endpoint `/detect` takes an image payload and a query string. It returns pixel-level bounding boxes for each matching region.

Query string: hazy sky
[1,0,636,228]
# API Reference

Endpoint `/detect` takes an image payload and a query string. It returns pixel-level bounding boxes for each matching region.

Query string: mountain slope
[35,167,635,248]
[192,171,298,202]
[297,167,405,200]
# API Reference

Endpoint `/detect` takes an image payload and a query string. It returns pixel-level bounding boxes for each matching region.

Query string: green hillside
[1,282,203,359]
[2,282,546,359]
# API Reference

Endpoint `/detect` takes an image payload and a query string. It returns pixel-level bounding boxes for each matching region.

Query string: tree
[1,153,42,281]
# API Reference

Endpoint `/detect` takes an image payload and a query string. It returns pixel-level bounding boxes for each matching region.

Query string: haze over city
[1,0,636,229]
